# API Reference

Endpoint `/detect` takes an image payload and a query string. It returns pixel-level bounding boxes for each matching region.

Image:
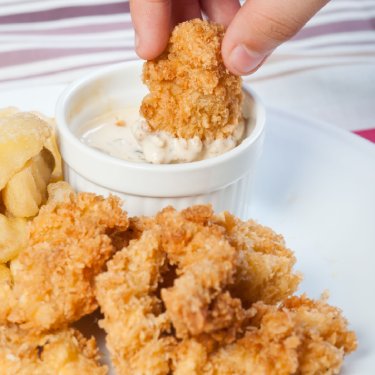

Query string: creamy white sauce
[79,107,246,164]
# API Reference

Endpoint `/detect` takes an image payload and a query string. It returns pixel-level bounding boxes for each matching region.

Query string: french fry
[44,131,63,182]
[0,112,51,190]
[0,214,28,263]
[0,108,62,220]
[31,112,63,182]
[2,149,55,218]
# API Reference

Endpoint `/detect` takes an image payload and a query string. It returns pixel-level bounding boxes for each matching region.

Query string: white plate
[1,85,375,374]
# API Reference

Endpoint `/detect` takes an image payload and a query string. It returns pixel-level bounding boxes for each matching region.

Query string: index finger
[130,0,172,60]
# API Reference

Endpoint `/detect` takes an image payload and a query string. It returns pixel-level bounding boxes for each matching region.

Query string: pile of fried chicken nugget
[0,180,357,374]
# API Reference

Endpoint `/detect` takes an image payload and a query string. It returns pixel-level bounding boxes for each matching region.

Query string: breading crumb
[141,19,243,140]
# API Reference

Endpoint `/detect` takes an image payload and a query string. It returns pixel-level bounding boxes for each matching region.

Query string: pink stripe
[354,129,375,143]
[0,2,130,24]
[294,19,375,40]
[0,46,134,68]
[0,57,137,84]
[0,21,132,35]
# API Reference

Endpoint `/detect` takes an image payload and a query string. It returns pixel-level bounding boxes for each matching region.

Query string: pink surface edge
[354,128,375,143]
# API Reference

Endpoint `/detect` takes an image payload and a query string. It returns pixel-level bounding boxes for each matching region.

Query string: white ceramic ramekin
[55,61,265,218]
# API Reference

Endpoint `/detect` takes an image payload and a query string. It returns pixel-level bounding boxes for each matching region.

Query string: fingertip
[134,20,172,60]
[222,43,266,76]
[135,33,167,60]
[130,0,171,60]
[222,0,328,75]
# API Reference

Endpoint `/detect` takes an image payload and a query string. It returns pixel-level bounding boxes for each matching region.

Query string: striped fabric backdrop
[0,1,135,87]
[0,0,374,141]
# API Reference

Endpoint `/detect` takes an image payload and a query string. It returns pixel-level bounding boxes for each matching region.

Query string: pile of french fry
[0,108,62,270]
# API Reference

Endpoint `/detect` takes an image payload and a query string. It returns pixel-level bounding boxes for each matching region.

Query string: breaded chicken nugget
[141,19,242,140]
[0,325,107,374]
[207,295,357,375]
[96,229,175,375]
[1,185,128,331]
[157,206,300,342]
[170,296,356,375]
[156,206,247,343]
[214,211,302,307]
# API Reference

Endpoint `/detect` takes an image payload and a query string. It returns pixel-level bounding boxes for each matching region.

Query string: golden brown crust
[1,188,128,331]
[208,295,357,375]
[95,205,352,375]
[0,197,357,374]
[140,19,243,140]
[0,325,107,374]
[171,296,357,374]
[214,211,302,307]
[95,229,174,375]
[156,206,246,343]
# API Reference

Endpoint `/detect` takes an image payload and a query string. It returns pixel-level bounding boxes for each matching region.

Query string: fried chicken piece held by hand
[141,19,243,140]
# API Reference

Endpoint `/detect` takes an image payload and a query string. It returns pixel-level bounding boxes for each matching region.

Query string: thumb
[222,0,328,75]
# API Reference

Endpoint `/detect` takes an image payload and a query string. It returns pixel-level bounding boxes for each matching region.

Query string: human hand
[130,0,329,75]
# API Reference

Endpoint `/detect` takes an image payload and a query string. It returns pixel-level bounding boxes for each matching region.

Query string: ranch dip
[79,107,246,164]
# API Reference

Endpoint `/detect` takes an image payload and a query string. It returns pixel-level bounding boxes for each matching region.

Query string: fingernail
[229,44,264,75]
